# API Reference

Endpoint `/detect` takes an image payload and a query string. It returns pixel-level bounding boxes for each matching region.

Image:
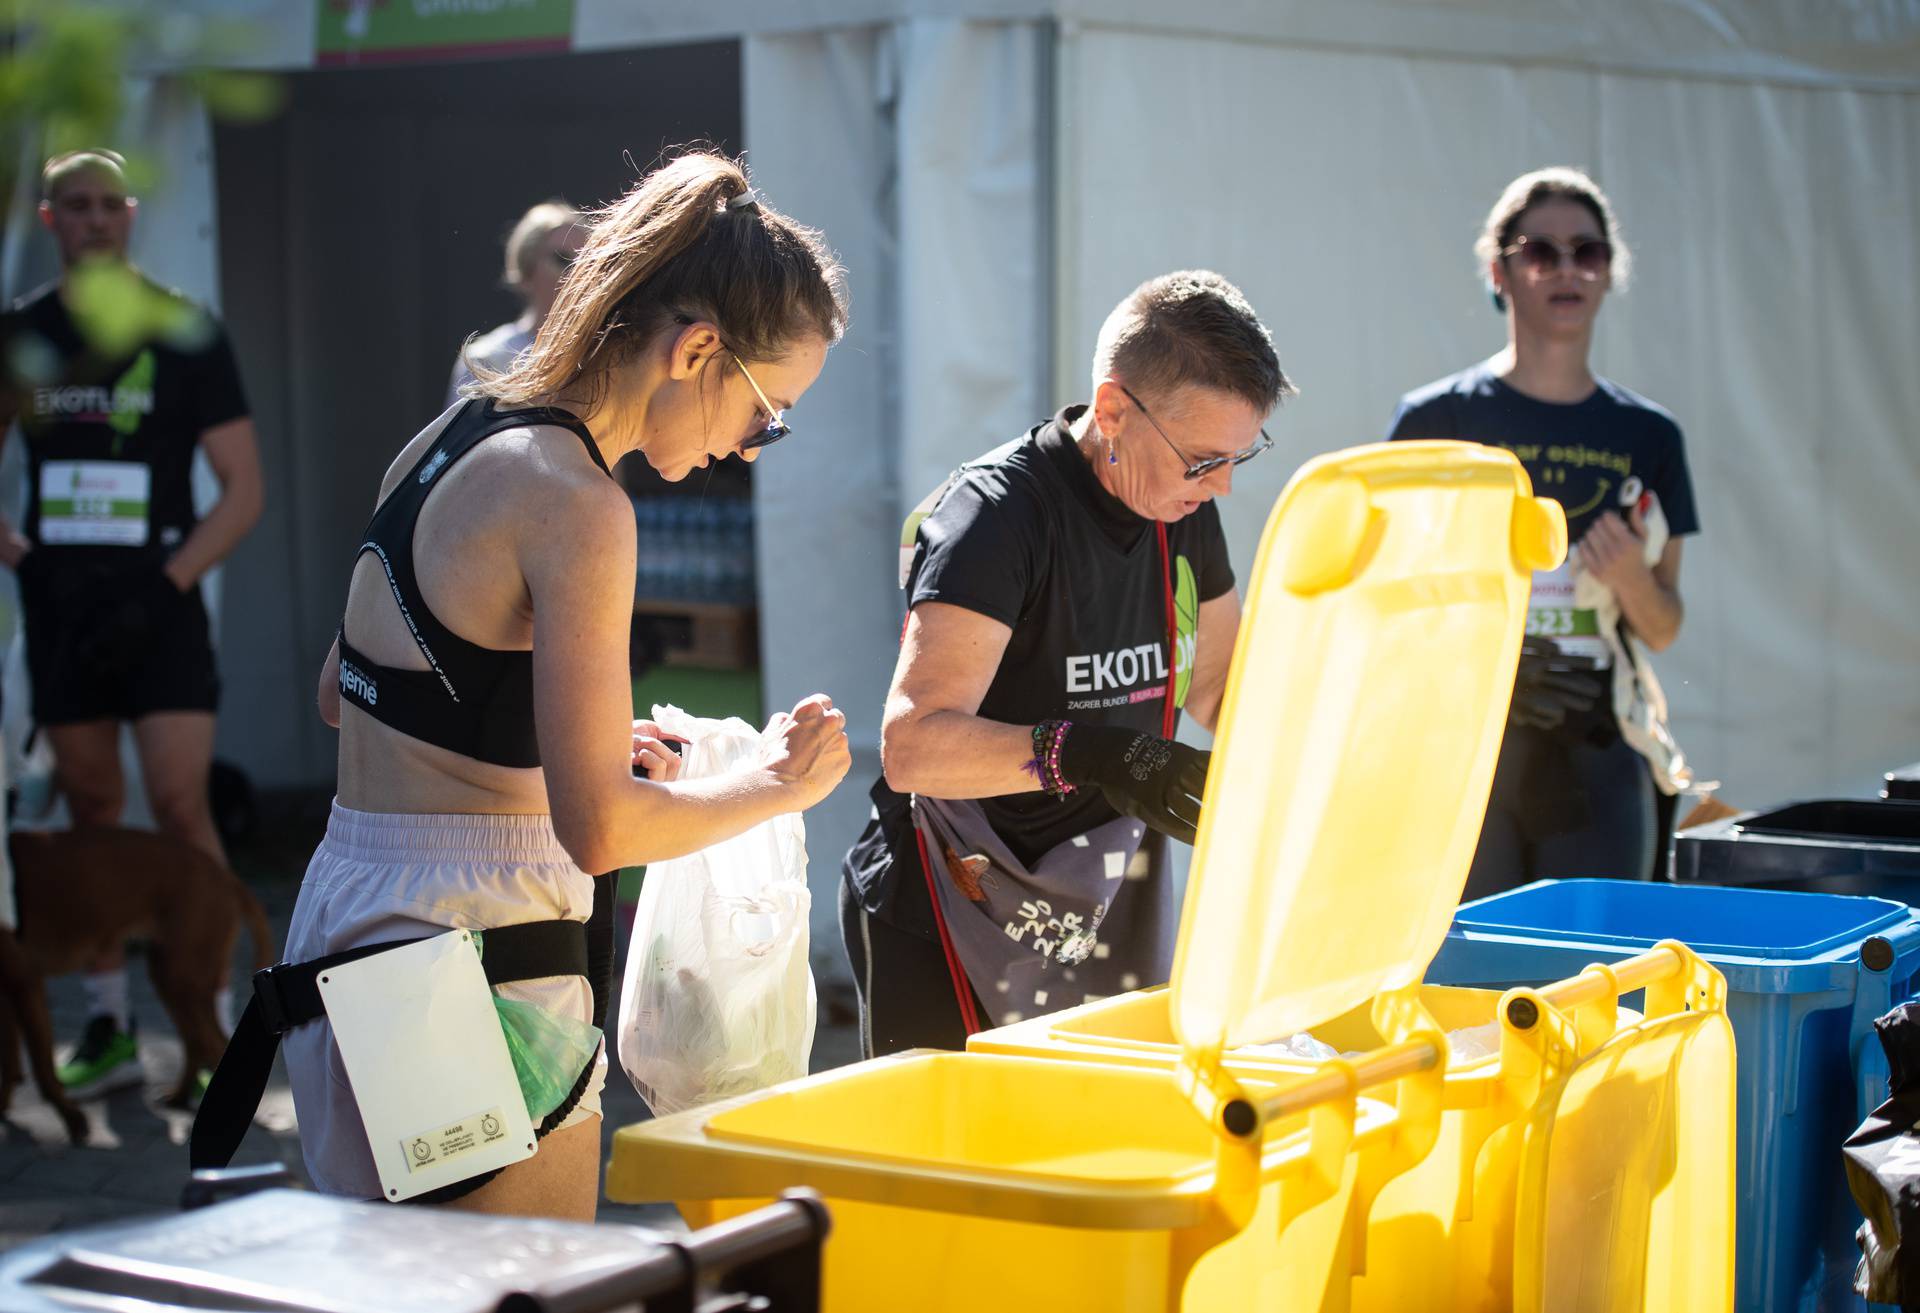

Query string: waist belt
[190,918,589,1172]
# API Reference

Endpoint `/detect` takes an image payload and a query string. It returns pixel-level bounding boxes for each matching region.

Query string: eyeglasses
[1500,235,1612,279]
[1114,382,1272,480]
[731,354,791,450]
[548,248,577,269]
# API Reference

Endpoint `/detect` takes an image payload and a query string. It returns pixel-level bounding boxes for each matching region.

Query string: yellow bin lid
[1170,440,1564,1057]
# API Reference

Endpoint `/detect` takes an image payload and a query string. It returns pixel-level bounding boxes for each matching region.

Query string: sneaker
[56,1015,143,1098]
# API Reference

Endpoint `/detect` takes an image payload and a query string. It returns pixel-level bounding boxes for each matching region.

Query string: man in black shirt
[0,149,264,1096]
[842,270,1294,1055]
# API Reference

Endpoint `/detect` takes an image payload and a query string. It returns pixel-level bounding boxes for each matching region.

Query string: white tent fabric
[743,21,1049,956]
[739,27,901,951]
[576,0,1920,91]
[1057,23,1920,806]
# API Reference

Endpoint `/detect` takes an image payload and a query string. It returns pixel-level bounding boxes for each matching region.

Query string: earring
[1108,450,1118,466]
[1490,288,1507,313]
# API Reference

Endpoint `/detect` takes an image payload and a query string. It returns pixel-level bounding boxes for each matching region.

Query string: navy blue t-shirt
[1386,361,1699,544]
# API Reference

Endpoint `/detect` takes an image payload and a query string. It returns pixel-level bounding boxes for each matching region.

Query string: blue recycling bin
[1427,879,1920,1313]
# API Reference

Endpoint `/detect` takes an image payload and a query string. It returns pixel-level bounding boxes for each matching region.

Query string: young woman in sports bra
[288,152,852,1220]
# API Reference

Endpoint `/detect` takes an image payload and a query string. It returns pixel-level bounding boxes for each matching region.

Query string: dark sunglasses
[1116,382,1272,480]
[1501,235,1612,278]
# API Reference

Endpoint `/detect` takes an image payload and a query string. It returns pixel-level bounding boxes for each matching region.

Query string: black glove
[1057,724,1210,845]
[1510,637,1604,732]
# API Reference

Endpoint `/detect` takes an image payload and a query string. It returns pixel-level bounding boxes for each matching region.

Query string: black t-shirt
[1386,361,1699,544]
[903,405,1234,865]
[1,279,248,569]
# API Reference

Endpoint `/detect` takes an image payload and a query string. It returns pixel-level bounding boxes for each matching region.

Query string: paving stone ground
[0,796,863,1252]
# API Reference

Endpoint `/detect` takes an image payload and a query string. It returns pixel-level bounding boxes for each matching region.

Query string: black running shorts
[19,554,220,725]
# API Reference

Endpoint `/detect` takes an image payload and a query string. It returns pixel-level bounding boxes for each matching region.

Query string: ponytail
[474,150,846,407]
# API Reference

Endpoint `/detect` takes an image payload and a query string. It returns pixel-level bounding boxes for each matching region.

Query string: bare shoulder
[374,406,461,505]
[467,420,632,546]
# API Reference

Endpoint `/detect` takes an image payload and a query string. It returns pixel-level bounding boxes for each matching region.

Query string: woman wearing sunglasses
[1388,166,1699,900]
[842,270,1293,1055]
[279,152,852,1219]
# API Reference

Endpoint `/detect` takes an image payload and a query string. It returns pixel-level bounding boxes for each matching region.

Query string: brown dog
[0,826,273,1141]
[1678,795,1744,831]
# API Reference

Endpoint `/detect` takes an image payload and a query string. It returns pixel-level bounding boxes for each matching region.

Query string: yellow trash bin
[608,441,1735,1311]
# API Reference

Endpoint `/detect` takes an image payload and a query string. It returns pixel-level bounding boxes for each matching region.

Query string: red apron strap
[914,825,983,1037]
[1156,522,1177,738]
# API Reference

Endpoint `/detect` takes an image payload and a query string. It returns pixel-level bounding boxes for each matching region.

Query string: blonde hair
[503,199,581,288]
[41,149,129,201]
[1476,166,1632,287]
[474,151,846,408]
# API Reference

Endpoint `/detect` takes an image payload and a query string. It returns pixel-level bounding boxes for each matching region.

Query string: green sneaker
[57,1015,143,1098]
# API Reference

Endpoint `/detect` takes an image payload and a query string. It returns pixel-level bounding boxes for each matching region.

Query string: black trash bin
[1888,762,1920,803]
[0,1187,829,1313]
[1673,798,1920,901]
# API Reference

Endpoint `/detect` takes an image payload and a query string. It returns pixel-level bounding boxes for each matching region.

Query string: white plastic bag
[617,704,816,1115]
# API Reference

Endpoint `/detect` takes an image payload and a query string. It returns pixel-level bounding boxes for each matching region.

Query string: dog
[1677,795,1743,831]
[0,826,273,1142]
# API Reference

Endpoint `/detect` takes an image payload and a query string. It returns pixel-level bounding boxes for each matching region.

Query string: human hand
[1057,724,1210,845]
[758,694,851,811]
[1576,506,1650,592]
[0,532,32,572]
[630,720,688,781]
[1510,637,1604,731]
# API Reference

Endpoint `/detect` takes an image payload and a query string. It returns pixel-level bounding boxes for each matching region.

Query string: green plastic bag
[473,931,604,1123]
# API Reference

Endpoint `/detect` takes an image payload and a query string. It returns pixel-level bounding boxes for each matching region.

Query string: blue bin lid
[1451,879,1915,963]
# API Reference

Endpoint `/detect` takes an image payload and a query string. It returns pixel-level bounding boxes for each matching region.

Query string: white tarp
[578,0,1920,91]
[1057,24,1920,806]
[744,21,1049,958]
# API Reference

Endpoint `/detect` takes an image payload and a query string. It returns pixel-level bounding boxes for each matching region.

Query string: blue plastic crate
[1428,879,1920,1313]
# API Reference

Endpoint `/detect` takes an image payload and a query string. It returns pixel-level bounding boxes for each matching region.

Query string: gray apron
[914,794,1177,1028]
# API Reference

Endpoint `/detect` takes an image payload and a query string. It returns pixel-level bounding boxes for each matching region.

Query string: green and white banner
[318,0,574,66]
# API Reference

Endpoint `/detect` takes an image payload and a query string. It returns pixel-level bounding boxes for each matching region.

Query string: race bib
[1525,561,1611,666]
[39,460,150,546]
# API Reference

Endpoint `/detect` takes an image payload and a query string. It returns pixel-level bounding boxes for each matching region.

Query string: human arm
[318,636,341,728]
[1578,507,1685,651]
[162,416,264,590]
[881,602,1208,840]
[529,475,848,872]
[880,601,1041,799]
[0,398,28,568]
[1181,588,1241,734]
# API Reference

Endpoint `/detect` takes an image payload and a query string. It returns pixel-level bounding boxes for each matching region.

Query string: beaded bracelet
[1030,719,1075,798]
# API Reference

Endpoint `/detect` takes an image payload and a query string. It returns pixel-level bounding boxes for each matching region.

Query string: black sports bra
[336,399,611,768]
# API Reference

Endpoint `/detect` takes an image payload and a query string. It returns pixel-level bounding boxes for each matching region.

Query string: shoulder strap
[352,401,609,692]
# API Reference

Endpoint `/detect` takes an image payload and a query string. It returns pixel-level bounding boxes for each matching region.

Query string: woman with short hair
[843,270,1293,1056]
